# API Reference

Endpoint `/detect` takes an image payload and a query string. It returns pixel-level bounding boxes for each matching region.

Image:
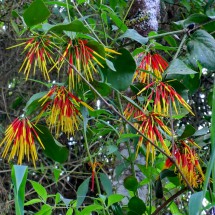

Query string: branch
[151,188,187,215]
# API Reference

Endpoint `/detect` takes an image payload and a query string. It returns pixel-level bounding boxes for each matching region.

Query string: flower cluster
[137,81,194,116]
[37,85,93,137]
[124,103,171,164]
[0,117,44,167]
[133,52,168,83]
[164,139,204,188]
[51,39,118,90]
[9,35,56,80]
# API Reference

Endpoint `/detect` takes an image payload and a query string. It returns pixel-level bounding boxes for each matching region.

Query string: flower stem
[173,34,187,59]
[116,92,136,178]
[66,0,71,22]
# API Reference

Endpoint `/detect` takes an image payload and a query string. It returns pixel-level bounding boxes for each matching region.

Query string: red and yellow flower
[124,102,171,164]
[0,116,44,166]
[137,81,194,116]
[89,160,101,192]
[164,139,204,188]
[9,35,56,80]
[37,85,93,137]
[133,52,168,83]
[50,39,119,90]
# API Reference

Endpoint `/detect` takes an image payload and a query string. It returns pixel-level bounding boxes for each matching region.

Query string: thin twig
[151,188,187,215]
[1,89,11,122]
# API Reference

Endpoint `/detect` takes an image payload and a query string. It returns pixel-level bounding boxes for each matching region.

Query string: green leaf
[24,198,42,206]
[98,119,119,137]
[186,30,215,71]
[24,91,47,116]
[160,169,177,180]
[76,177,90,208]
[119,29,148,44]
[117,133,140,144]
[165,59,197,76]
[106,145,118,155]
[208,91,213,107]
[35,204,52,215]
[99,173,112,196]
[12,97,23,109]
[53,169,61,182]
[170,202,183,215]
[123,176,138,192]
[100,4,127,32]
[164,35,178,47]
[60,195,73,208]
[11,165,28,215]
[66,208,74,215]
[102,48,136,91]
[42,20,89,34]
[79,204,103,215]
[108,194,124,207]
[138,165,159,181]
[35,124,69,163]
[175,13,211,27]
[193,127,209,137]
[55,193,61,204]
[128,197,146,214]
[93,81,111,96]
[189,191,203,215]
[23,0,50,27]
[30,180,47,202]
[178,124,196,140]
[44,1,72,8]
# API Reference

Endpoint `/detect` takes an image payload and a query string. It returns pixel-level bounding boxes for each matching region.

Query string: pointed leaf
[119,29,148,44]
[189,191,203,215]
[60,195,73,208]
[108,194,124,207]
[99,173,112,196]
[79,205,103,215]
[66,208,74,215]
[35,124,69,163]
[186,30,215,71]
[11,165,28,215]
[102,48,136,91]
[35,204,52,215]
[43,20,89,34]
[178,124,196,140]
[24,198,42,206]
[175,14,211,27]
[76,177,90,208]
[24,91,47,116]
[23,0,50,27]
[30,180,47,202]
[165,59,197,75]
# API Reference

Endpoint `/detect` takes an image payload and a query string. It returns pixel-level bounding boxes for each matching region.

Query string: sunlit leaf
[23,0,50,27]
